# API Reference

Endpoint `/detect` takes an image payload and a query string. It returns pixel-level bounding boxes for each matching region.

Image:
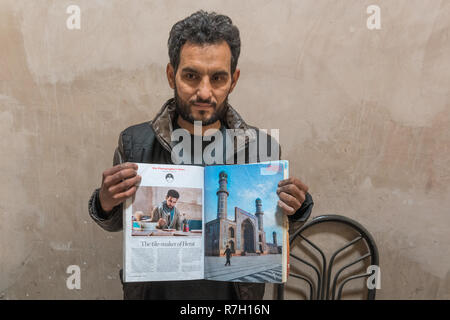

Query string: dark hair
[168,10,241,75]
[166,189,180,199]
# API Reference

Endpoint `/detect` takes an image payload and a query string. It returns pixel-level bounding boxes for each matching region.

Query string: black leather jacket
[88,98,314,299]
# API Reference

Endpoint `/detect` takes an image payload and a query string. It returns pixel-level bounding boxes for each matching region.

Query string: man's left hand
[277,177,309,216]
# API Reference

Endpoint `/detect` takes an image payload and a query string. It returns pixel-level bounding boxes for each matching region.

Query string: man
[165,173,174,183]
[88,10,313,299]
[224,245,232,266]
[151,189,182,231]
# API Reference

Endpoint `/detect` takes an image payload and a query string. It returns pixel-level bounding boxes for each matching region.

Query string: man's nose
[197,77,212,101]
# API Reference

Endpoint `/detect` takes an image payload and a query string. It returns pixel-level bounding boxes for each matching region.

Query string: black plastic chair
[277,214,379,300]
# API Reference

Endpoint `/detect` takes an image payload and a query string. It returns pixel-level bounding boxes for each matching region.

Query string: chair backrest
[277,214,379,300]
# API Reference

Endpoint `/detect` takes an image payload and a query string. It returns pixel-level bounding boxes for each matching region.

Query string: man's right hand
[158,218,167,229]
[99,163,141,213]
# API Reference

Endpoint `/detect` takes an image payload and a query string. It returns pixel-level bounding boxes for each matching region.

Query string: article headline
[140,240,197,248]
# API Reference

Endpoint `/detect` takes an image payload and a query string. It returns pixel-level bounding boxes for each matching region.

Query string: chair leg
[276,283,285,300]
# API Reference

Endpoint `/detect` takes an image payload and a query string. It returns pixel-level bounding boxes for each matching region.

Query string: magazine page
[203,161,289,283]
[123,163,205,282]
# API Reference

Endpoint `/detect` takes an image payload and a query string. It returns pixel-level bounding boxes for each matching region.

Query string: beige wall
[0,0,449,299]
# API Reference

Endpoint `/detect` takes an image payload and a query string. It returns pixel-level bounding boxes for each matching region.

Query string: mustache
[190,98,217,107]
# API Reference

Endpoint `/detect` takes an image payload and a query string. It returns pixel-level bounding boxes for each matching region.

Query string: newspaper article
[123,164,205,282]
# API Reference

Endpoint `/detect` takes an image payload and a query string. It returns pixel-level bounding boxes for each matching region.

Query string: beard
[174,85,229,126]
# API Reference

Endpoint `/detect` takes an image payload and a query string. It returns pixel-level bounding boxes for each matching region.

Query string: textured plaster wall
[0,0,449,299]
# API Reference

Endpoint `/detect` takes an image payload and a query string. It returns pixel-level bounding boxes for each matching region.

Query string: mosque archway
[241,219,255,253]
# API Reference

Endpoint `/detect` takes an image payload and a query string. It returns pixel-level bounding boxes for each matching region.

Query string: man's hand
[157,218,168,229]
[99,163,141,213]
[277,177,309,216]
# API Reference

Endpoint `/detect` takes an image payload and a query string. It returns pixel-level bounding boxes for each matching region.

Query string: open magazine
[123,160,289,283]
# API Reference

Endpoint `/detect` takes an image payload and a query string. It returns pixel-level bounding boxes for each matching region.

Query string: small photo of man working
[151,189,182,230]
[131,186,202,237]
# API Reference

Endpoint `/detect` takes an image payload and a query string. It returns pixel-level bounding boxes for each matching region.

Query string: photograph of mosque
[205,171,281,256]
[203,162,288,283]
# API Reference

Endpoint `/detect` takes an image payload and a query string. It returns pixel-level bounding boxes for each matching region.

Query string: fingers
[277,199,296,215]
[103,162,138,178]
[99,163,140,212]
[108,174,141,194]
[277,184,306,204]
[278,177,309,193]
[102,163,138,183]
[103,168,139,188]
[277,177,309,216]
[112,186,137,201]
[278,191,302,212]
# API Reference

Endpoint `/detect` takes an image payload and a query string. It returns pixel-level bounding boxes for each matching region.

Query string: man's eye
[185,73,196,80]
[212,75,224,82]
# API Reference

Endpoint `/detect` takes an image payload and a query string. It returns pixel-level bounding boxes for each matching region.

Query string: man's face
[166,196,178,209]
[167,41,240,125]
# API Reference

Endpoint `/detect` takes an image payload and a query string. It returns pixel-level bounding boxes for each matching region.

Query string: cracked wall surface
[0,0,449,299]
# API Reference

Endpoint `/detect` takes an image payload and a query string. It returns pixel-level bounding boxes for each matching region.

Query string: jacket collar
[150,98,257,154]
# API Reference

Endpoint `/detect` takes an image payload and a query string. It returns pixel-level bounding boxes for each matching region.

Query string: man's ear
[229,67,240,94]
[166,63,176,89]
